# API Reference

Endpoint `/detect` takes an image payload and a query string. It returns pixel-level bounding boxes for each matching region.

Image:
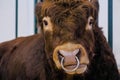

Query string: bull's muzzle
[53,42,89,75]
[59,49,80,72]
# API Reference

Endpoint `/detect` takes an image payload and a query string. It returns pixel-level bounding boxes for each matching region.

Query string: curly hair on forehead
[41,0,97,16]
[36,0,98,29]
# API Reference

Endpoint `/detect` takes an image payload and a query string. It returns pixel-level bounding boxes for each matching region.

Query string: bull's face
[36,0,98,75]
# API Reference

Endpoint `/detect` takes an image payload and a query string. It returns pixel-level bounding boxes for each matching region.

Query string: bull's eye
[43,20,48,26]
[89,19,94,26]
[42,17,53,31]
[86,16,94,30]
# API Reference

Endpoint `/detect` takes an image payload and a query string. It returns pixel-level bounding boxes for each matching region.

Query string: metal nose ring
[60,56,80,72]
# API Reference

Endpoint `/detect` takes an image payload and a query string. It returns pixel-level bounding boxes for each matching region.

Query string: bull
[0,0,119,80]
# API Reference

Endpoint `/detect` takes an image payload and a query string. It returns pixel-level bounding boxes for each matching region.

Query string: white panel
[98,0,108,39]
[18,0,34,37]
[0,0,15,42]
[113,0,120,68]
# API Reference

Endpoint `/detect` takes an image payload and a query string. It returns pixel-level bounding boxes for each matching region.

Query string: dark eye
[43,20,48,26]
[89,19,94,25]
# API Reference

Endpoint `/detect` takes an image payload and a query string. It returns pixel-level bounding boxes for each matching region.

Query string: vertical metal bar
[108,0,113,48]
[15,0,18,38]
[34,0,38,34]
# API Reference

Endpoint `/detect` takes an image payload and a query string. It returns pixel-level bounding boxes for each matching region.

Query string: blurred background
[0,0,120,69]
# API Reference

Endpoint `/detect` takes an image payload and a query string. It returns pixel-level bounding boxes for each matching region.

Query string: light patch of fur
[86,16,93,30]
[43,16,53,32]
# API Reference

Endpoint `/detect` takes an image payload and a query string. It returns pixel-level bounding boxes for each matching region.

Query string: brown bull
[0,0,119,80]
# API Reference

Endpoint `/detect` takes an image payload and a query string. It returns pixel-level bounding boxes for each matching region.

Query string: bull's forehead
[42,0,94,18]
[41,1,94,27]
[47,9,87,29]
[55,10,86,23]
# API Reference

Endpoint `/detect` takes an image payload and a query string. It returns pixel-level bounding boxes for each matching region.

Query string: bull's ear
[35,2,43,33]
[35,2,43,20]
[88,0,99,24]
[86,16,94,30]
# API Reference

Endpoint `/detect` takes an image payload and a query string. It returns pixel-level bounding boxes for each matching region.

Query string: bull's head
[36,0,99,75]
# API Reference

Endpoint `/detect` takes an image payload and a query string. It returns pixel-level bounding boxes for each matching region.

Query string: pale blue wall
[113,0,120,68]
[0,0,34,42]
[18,0,34,37]
[99,0,108,39]
[0,0,15,42]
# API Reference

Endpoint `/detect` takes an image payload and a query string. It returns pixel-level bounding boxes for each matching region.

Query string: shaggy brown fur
[0,0,119,80]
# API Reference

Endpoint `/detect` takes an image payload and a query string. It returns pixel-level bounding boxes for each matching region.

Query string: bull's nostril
[76,50,81,59]
[58,49,80,61]
[58,51,64,62]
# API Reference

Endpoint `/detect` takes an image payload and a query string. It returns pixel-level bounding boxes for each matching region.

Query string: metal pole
[34,0,38,34]
[108,0,113,48]
[15,0,18,38]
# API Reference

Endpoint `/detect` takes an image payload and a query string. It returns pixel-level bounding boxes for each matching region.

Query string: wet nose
[59,49,80,57]
[58,49,80,66]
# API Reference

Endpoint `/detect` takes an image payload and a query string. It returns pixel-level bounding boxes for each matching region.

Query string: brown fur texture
[0,0,120,80]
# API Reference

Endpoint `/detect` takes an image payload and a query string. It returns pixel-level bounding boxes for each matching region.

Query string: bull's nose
[53,43,89,74]
[58,49,80,58]
[58,49,80,65]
